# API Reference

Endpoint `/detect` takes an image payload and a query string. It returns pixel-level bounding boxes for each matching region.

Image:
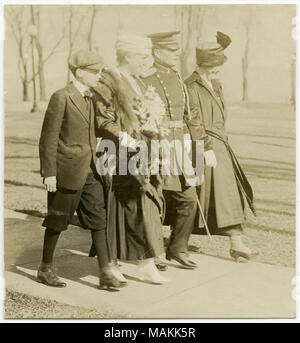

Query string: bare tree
[174,5,206,78]
[28,5,66,101]
[5,6,31,101]
[87,5,100,51]
[242,25,250,101]
[196,7,213,47]
[290,53,296,109]
[241,10,254,102]
[66,5,87,82]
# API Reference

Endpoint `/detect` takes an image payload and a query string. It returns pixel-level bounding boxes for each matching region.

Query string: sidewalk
[4,209,296,318]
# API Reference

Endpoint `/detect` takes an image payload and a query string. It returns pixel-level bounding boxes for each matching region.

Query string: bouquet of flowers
[132,85,169,139]
[131,85,171,187]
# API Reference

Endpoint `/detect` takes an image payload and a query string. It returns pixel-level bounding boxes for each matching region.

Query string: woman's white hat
[115,32,152,55]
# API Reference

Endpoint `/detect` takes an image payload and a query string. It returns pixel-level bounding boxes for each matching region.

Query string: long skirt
[106,185,165,261]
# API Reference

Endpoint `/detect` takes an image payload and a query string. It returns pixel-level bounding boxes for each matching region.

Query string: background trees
[66,5,90,82]
[5,6,31,101]
[87,5,101,51]
[5,5,67,102]
[240,8,254,102]
[30,5,66,100]
[4,4,296,106]
[174,5,207,78]
[290,53,296,109]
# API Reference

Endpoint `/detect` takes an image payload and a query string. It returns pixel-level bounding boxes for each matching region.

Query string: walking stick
[197,198,213,240]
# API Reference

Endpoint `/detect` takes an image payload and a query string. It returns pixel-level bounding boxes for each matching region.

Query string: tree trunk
[242,57,248,101]
[37,46,46,101]
[290,57,296,109]
[88,6,97,51]
[67,57,71,82]
[23,63,29,101]
[34,6,46,101]
[242,36,249,101]
[180,53,190,79]
[22,79,29,101]
[67,41,73,82]
[67,6,73,83]
[20,53,29,102]
[178,6,199,78]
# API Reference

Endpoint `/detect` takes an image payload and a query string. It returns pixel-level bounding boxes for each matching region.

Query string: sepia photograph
[1,1,297,320]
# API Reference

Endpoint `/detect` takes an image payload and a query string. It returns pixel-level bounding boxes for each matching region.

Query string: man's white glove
[119,132,138,149]
[204,150,217,168]
[183,133,192,155]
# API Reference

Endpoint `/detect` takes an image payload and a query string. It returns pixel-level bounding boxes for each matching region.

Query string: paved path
[4,210,296,318]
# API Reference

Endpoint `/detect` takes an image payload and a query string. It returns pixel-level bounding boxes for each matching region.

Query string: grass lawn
[4,101,296,268]
[5,289,125,319]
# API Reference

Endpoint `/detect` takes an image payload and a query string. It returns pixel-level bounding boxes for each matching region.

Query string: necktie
[84,89,92,101]
[83,89,92,113]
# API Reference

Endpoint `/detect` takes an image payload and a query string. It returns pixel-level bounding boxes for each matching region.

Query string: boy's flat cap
[68,50,104,71]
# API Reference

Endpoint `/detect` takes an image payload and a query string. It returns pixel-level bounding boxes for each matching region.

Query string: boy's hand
[44,176,57,192]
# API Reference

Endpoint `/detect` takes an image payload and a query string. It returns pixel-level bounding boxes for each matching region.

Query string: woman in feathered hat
[185,32,258,262]
[92,33,169,284]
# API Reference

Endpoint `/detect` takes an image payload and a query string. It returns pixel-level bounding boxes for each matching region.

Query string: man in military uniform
[141,31,206,270]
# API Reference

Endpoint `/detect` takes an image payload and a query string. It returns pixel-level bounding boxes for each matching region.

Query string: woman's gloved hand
[140,181,156,198]
[204,150,217,168]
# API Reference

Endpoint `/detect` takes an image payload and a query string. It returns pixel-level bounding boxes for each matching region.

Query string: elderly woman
[93,33,168,284]
[185,32,258,262]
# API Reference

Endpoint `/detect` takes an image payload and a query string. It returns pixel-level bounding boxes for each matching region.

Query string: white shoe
[137,258,169,285]
[111,267,128,283]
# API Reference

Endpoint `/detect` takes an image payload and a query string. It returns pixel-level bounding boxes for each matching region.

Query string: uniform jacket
[39,82,98,190]
[185,71,246,229]
[141,65,205,191]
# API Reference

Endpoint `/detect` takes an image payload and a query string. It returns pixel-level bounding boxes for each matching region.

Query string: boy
[38,50,124,290]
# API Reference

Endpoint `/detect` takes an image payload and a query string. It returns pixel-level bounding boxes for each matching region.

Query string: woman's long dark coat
[94,70,164,260]
[185,71,246,231]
